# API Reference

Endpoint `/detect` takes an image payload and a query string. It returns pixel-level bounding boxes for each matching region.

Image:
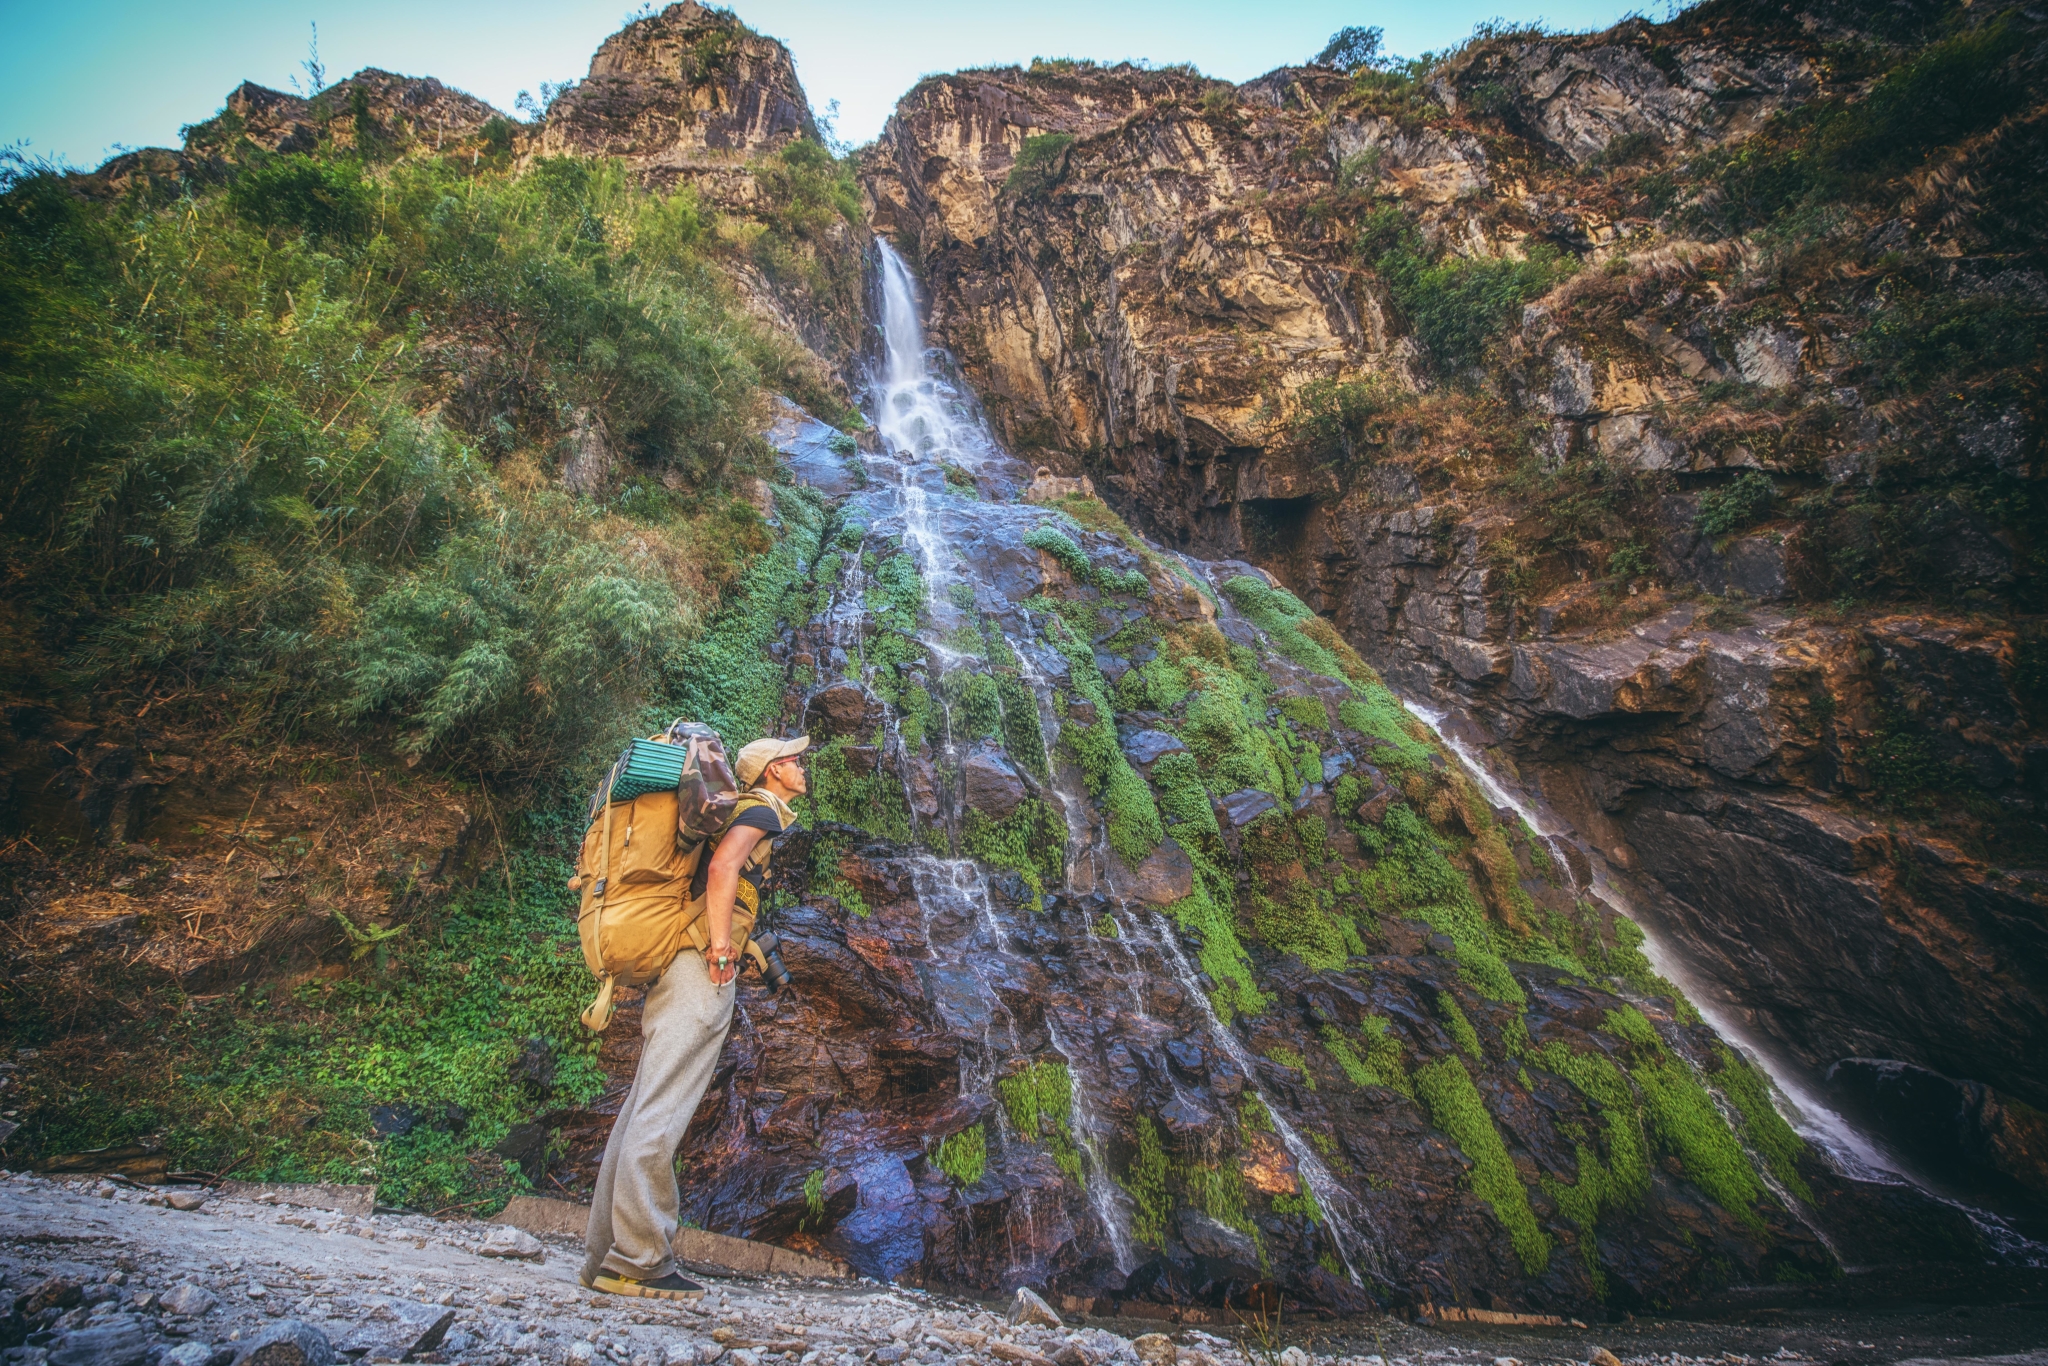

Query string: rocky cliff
[856,0,2048,1227]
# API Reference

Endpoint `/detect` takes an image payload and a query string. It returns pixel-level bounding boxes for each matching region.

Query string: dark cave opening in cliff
[1239,495,1315,571]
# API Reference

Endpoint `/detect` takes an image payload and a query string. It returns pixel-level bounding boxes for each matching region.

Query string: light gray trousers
[581,948,736,1284]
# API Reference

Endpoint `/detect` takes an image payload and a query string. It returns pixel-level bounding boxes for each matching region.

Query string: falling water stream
[844,240,1380,1287]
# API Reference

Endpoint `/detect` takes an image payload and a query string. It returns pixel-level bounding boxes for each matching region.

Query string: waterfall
[847,238,1388,1289]
[861,239,1140,1279]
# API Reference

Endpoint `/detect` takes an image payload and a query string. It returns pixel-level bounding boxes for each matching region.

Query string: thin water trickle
[1400,696,2048,1265]
[1134,908,1377,1287]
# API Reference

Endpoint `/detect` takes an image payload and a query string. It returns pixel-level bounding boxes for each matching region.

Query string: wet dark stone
[1120,730,1187,770]
[1827,1058,2048,1214]
[962,746,1026,820]
[1218,789,1276,827]
[1118,839,1193,905]
[368,1104,415,1138]
[806,681,882,739]
[511,1037,556,1091]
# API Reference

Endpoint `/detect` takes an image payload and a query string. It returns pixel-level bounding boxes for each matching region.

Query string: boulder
[231,1322,334,1366]
[1218,789,1276,828]
[333,1300,451,1363]
[48,1316,153,1366]
[477,1226,545,1260]
[1119,730,1187,771]
[1119,840,1193,906]
[1132,1336,1175,1366]
[18,1280,81,1316]
[1007,1287,1062,1329]
[805,682,881,739]
[962,748,1027,821]
[159,1285,216,1318]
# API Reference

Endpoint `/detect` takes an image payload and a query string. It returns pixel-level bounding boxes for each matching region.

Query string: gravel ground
[0,1173,2041,1366]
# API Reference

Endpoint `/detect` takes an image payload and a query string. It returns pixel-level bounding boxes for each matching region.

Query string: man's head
[734,735,811,799]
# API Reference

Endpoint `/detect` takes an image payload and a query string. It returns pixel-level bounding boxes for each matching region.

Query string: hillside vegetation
[0,88,854,1207]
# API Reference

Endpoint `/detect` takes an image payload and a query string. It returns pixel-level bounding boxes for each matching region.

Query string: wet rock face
[557,430,1882,1318]
[855,1,2048,1123]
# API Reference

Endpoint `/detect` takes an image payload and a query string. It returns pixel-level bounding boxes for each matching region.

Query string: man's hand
[702,823,767,989]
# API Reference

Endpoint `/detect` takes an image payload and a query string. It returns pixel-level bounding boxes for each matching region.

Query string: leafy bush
[1354,207,1574,373]
[1695,471,1777,539]
[228,154,376,241]
[1284,375,1404,463]
[1316,25,1391,73]
[1008,134,1076,200]
[1858,288,2041,394]
[0,149,790,777]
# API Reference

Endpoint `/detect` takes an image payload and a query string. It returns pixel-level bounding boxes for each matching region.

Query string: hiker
[581,733,811,1301]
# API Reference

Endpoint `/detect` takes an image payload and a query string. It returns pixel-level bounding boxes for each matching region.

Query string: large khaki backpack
[570,721,746,1031]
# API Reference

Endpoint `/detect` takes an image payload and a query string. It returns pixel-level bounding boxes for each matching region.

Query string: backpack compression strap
[579,770,621,1032]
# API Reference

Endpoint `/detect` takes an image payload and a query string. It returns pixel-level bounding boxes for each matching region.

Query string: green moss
[962,798,1065,910]
[1182,684,1286,796]
[951,671,1004,739]
[802,1168,826,1226]
[1024,524,1150,596]
[808,834,872,917]
[1183,1158,1257,1242]
[1127,1114,1172,1246]
[995,672,1049,778]
[1414,1056,1552,1274]
[1277,696,1329,731]
[1437,991,1485,1061]
[1271,1188,1323,1223]
[933,1123,987,1185]
[1602,1007,1767,1228]
[1119,652,1192,712]
[1093,912,1119,939]
[1038,611,1163,863]
[1336,693,1434,774]
[1160,876,1268,1023]
[803,735,912,842]
[999,1060,1083,1185]
[1711,1045,1813,1205]
[1239,1094,1275,1135]
[1594,916,1696,1021]
[1355,806,1524,1004]
[1150,751,1219,834]
[1219,577,1357,684]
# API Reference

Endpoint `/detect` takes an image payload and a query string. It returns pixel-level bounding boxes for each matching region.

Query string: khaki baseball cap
[735,735,811,788]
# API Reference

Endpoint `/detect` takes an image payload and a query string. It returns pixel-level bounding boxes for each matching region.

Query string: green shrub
[227,154,377,241]
[1695,471,1777,539]
[1437,991,1485,1061]
[1354,209,1574,373]
[1,149,795,776]
[1008,134,1076,200]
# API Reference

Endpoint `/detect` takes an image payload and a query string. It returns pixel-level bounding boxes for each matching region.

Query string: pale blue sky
[3,0,1653,170]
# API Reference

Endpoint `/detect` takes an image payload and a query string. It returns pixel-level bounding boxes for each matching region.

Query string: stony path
[1,1173,2041,1366]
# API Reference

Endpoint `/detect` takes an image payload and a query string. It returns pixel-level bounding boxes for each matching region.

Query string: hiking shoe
[590,1271,706,1301]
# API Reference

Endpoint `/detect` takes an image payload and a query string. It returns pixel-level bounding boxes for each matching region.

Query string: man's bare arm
[702,824,767,985]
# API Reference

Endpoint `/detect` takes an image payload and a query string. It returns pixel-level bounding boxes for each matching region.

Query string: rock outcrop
[538,0,816,188]
[857,0,2048,1178]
